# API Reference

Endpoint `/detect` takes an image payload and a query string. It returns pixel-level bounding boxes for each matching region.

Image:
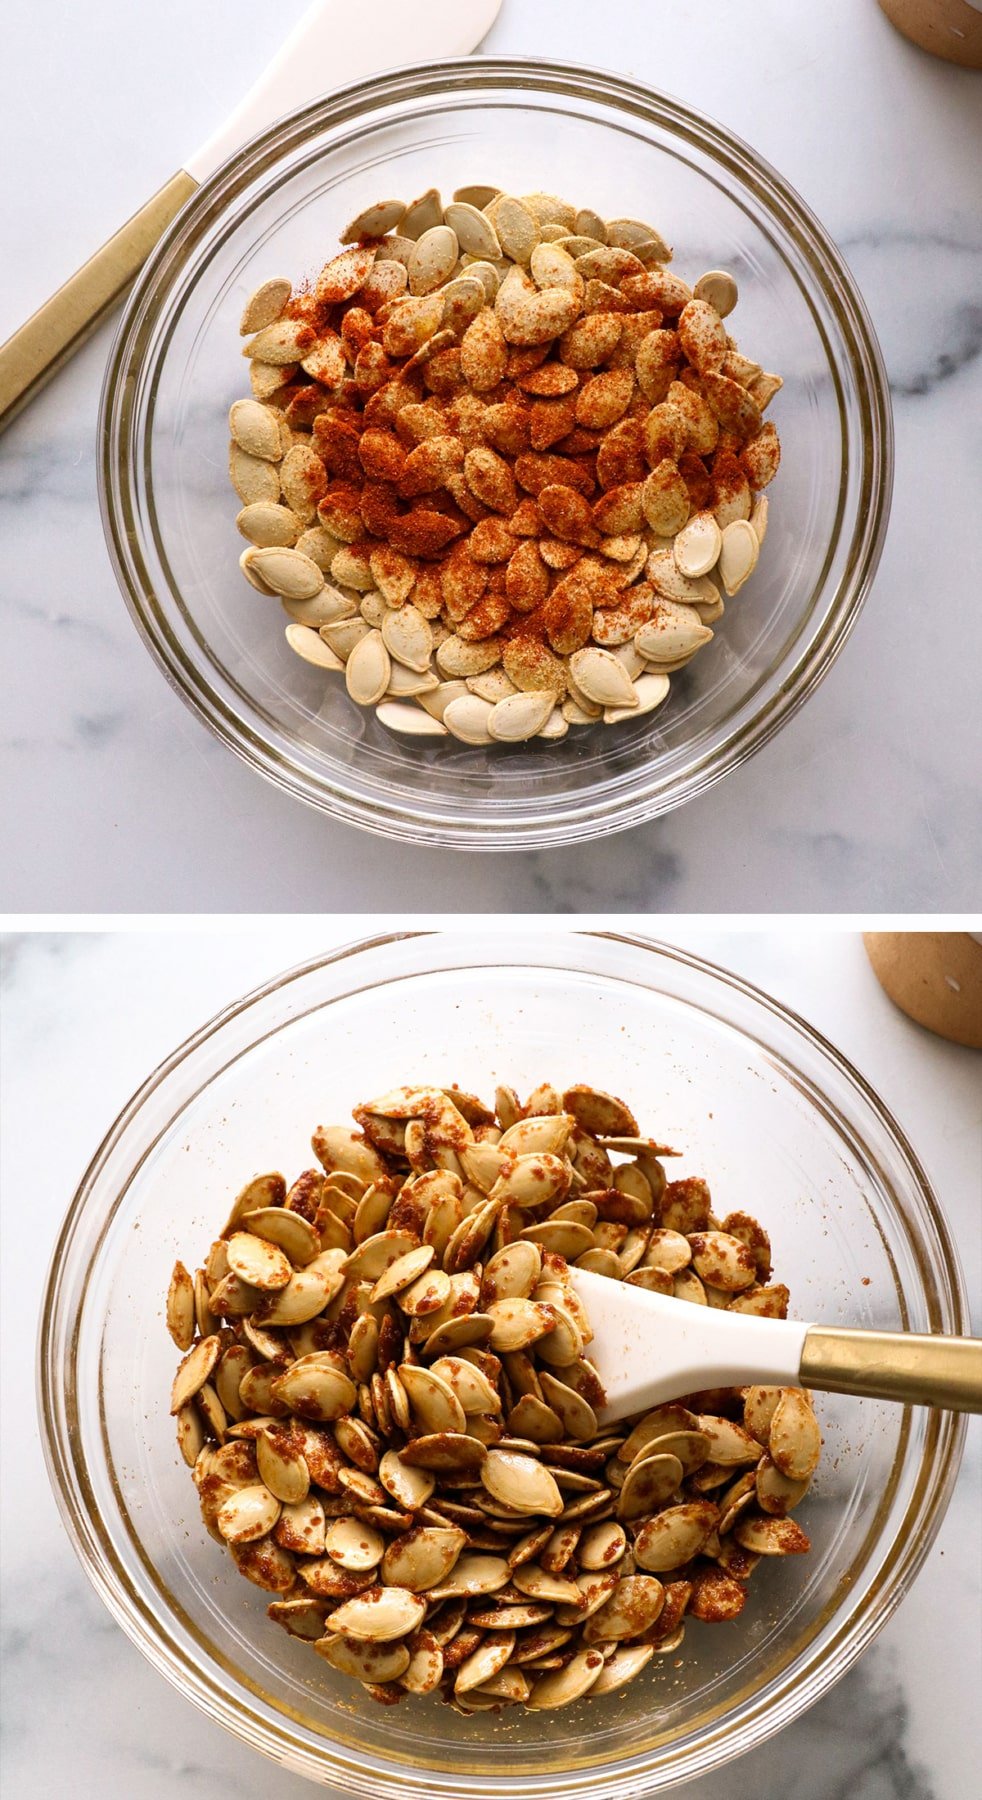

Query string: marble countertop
[1,0,981,912]
[2,926,979,1798]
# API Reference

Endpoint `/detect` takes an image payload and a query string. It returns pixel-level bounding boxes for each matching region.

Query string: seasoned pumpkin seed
[170,1072,815,1713]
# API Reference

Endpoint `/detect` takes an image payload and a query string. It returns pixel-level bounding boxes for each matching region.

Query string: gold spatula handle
[0,170,197,430]
[800,1326,982,1411]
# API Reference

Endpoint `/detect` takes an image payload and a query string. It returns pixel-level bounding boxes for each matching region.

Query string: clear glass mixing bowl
[99,60,892,849]
[39,932,965,1795]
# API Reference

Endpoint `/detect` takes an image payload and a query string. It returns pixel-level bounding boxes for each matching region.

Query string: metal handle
[0,170,197,431]
[800,1326,982,1412]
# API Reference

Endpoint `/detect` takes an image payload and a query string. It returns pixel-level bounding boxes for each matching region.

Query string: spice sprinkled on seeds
[229,185,782,744]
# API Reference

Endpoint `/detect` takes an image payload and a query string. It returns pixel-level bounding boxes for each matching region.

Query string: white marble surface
[1,1,981,912]
[1,926,979,1798]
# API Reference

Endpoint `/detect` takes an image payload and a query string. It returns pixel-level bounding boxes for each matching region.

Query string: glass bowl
[99,59,892,851]
[39,932,965,1796]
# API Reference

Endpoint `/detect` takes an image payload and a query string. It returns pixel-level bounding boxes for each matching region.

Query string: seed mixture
[228,184,782,746]
[168,1082,819,1712]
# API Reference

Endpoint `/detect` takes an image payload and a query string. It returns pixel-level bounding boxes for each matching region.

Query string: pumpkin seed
[371,1244,435,1301]
[326,1585,427,1641]
[501,1114,572,1156]
[398,1266,452,1315]
[229,1536,295,1591]
[633,1428,709,1476]
[718,519,760,595]
[617,1454,683,1520]
[227,1230,293,1291]
[527,1648,606,1707]
[487,689,557,742]
[588,1642,655,1694]
[568,647,638,710]
[256,1427,310,1504]
[581,1574,665,1644]
[454,1629,516,1695]
[319,1632,411,1682]
[228,399,284,461]
[345,629,391,706]
[217,1483,281,1543]
[486,1298,556,1352]
[674,510,723,578]
[507,1395,563,1443]
[380,1525,467,1591]
[170,1335,221,1412]
[378,1449,435,1512]
[578,1520,627,1570]
[400,1629,445,1693]
[512,1563,583,1605]
[474,1665,530,1703]
[442,692,496,744]
[275,1495,326,1556]
[696,1416,761,1466]
[636,601,713,664]
[633,1501,719,1572]
[176,1402,206,1466]
[270,1360,356,1421]
[489,1152,570,1210]
[444,202,500,260]
[229,442,281,506]
[166,1261,195,1351]
[324,1517,386,1571]
[249,547,325,601]
[734,1513,811,1556]
[524,1219,595,1259]
[377,610,433,679]
[256,1265,342,1326]
[495,197,540,265]
[689,1229,757,1291]
[401,1433,487,1474]
[384,661,441,700]
[693,269,738,317]
[239,278,292,335]
[431,1356,501,1415]
[769,1389,822,1481]
[399,1365,467,1435]
[341,199,407,243]
[482,1450,564,1518]
[534,1302,583,1368]
[426,1554,510,1599]
[756,1451,811,1516]
[268,1596,328,1640]
[402,188,444,240]
[408,225,459,296]
[537,1372,596,1440]
[241,1207,319,1265]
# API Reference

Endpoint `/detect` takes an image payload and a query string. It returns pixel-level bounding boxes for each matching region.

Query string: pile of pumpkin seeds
[168,1081,819,1711]
[229,182,782,747]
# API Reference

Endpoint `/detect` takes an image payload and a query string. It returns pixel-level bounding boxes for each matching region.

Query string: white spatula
[570,1267,982,1423]
[0,0,502,426]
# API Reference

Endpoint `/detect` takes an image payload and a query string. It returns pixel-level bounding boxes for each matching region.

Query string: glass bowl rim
[98,57,894,851]
[37,930,963,1796]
